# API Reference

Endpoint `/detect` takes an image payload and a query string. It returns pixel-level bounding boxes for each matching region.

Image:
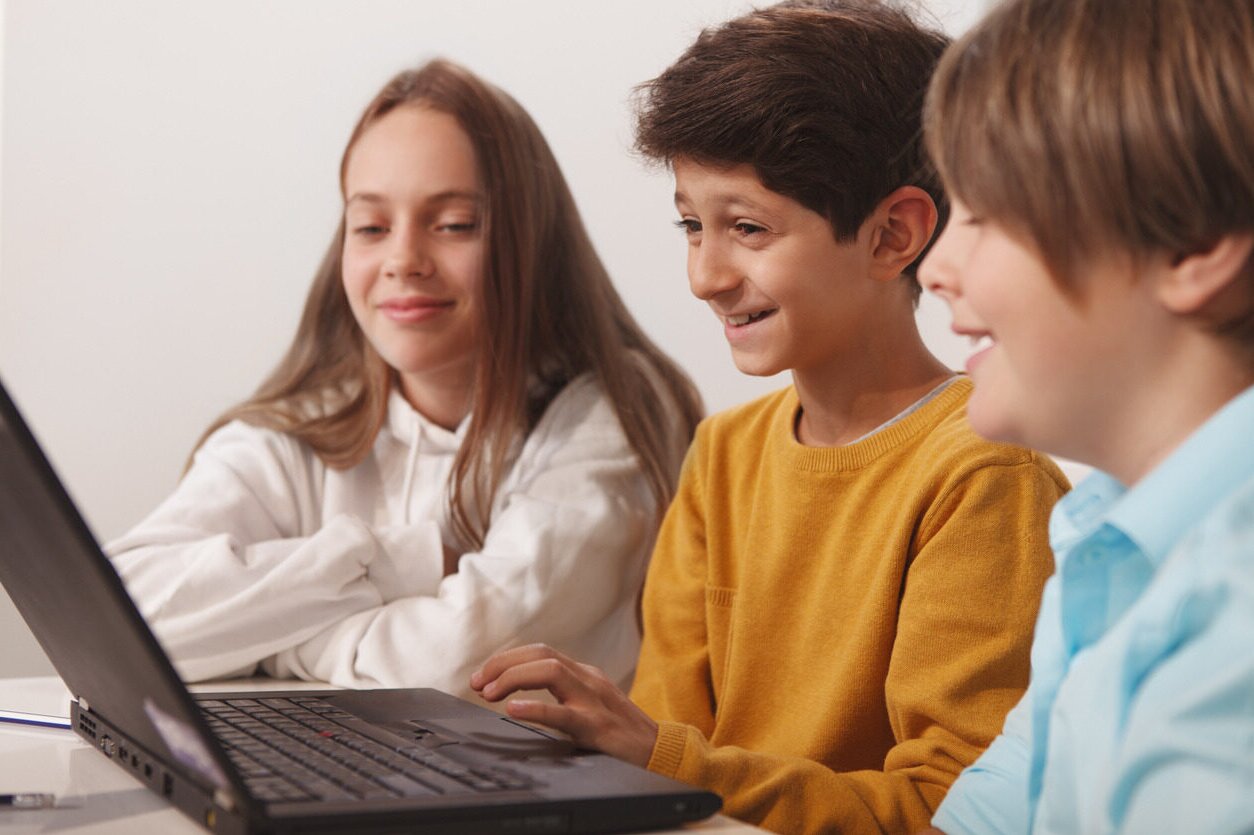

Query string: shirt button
[1076,547,1104,566]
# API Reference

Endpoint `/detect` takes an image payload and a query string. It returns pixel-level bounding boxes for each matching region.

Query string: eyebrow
[344,189,481,207]
[672,189,772,215]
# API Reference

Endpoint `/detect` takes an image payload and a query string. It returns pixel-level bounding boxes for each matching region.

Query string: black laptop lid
[0,379,239,795]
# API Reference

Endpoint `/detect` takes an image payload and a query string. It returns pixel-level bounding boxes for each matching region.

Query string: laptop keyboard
[199,696,533,803]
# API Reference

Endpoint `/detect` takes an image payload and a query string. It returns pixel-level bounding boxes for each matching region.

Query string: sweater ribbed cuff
[646,721,691,779]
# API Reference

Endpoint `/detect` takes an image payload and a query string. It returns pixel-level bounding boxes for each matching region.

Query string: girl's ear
[867,186,938,282]
[1157,233,1254,315]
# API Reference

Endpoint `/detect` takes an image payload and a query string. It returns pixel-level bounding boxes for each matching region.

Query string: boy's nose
[687,243,741,301]
[918,237,956,302]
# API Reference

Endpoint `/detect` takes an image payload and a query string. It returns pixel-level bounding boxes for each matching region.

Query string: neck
[398,372,474,431]
[792,316,952,447]
[1081,340,1253,486]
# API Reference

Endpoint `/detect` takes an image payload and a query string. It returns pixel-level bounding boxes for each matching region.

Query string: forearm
[111,514,415,680]
[653,722,943,835]
[275,484,654,692]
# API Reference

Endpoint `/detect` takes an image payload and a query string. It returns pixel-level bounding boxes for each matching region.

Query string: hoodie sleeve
[107,420,445,681]
[266,376,664,699]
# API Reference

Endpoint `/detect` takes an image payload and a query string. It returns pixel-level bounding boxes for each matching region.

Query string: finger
[480,657,590,704]
[507,696,656,765]
[503,699,588,742]
[470,643,569,691]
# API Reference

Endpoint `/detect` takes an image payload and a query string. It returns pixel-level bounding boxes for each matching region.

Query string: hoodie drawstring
[399,415,422,525]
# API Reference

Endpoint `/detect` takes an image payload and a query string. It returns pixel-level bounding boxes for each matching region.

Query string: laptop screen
[0,381,233,794]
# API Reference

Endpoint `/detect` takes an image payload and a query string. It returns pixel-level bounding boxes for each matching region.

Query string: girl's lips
[379,298,454,324]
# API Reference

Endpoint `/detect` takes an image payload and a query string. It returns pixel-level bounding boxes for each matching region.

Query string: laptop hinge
[213,788,237,812]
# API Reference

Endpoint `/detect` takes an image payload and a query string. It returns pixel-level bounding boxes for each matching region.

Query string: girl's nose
[383,231,434,280]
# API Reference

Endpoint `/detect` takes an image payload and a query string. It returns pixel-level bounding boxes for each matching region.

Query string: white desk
[0,676,759,834]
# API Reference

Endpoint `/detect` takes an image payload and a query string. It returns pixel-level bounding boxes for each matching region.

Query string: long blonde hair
[197,59,703,548]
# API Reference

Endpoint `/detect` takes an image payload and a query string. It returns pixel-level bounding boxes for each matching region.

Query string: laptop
[0,378,721,834]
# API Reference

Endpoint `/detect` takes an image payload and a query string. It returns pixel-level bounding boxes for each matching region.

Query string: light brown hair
[198,59,703,548]
[634,0,950,294]
[925,0,1254,344]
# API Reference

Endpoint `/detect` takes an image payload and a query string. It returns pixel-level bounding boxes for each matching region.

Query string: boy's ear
[1157,233,1254,315]
[867,186,938,281]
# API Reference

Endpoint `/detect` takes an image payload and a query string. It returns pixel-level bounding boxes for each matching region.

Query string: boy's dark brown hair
[925,0,1254,348]
[633,0,950,293]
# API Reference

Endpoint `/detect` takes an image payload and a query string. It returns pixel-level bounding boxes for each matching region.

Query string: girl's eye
[437,221,478,234]
[352,224,387,236]
[734,222,767,236]
[674,218,702,235]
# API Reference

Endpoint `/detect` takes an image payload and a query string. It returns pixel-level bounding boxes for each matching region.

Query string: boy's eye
[674,218,702,235]
[734,222,767,236]
[352,225,387,236]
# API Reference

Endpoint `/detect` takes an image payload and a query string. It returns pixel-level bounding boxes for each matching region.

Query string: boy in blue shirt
[919,0,1254,832]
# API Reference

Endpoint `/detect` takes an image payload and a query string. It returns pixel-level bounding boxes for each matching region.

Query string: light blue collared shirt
[934,385,1254,835]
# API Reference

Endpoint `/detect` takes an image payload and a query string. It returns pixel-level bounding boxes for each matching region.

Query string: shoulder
[527,354,695,448]
[533,372,616,431]
[873,383,1069,543]
[1184,472,1254,584]
[912,381,1069,493]
[520,373,635,462]
[195,418,321,481]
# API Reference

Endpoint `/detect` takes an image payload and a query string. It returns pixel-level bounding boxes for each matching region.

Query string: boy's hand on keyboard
[471,644,658,768]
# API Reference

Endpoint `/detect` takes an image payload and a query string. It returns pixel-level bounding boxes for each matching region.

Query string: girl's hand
[471,643,659,768]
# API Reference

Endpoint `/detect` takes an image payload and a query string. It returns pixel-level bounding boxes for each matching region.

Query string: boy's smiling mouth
[724,308,779,327]
[965,332,997,373]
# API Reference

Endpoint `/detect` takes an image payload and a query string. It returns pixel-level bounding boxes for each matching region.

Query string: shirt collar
[1051,384,1254,566]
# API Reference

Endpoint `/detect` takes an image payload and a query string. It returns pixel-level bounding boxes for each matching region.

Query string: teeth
[971,334,994,352]
[726,310,773,326]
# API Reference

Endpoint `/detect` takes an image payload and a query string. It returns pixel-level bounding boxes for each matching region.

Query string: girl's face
[341,104,484,428]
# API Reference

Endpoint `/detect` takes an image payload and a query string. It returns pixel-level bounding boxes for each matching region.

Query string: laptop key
[203,696,511,801]
[375,773,438,797]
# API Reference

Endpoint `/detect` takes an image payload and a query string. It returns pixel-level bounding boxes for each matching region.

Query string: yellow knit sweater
[630,379,1067,834]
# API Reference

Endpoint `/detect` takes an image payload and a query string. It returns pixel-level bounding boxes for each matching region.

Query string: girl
[108,59,702,698]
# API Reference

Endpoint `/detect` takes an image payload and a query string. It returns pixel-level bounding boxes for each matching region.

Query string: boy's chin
[965,398,1030,448]
[729,352,786,378]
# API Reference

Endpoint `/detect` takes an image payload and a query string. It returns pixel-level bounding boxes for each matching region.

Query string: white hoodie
[108,373,674,700]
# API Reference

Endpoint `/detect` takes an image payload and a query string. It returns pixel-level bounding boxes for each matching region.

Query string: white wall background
[1,0,997,677]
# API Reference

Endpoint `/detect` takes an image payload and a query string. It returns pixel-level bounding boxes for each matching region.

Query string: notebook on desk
[0,378,720,835]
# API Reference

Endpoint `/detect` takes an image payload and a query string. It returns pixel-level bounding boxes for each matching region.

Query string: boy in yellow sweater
[473,3,1068,832]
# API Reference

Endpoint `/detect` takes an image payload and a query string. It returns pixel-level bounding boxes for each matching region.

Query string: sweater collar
[777,377,973,472]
